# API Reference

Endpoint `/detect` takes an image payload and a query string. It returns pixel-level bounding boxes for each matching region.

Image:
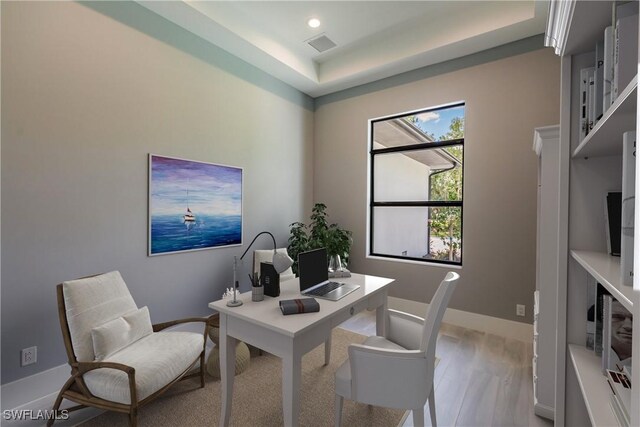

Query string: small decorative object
[250,272,263,302]
[279,297,320,315]
[222,288,235,299]
[287,203,352,275]
[227,231,294,307]
[261,262,280,297]
[328,254,341,273]
[148,154,243,256]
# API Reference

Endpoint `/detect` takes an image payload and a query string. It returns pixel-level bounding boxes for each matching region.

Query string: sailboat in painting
[183,187,196,222]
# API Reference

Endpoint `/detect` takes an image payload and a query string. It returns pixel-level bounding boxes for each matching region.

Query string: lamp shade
[272,251,294,274]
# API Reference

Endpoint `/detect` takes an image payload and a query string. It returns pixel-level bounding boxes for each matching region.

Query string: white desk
[208,273,394,427]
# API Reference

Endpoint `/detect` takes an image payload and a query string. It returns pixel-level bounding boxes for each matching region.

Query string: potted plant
[287,203,353,275]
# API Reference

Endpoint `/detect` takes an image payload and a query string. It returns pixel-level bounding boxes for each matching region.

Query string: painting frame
[148,154,243,256]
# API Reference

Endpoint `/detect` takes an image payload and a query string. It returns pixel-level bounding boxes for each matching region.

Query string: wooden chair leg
[412,406,425,427]
[47,377,74,427]
[129,408,138,427]
[200,352,206,388]
[428,386,437,427]
[335,395,344,427]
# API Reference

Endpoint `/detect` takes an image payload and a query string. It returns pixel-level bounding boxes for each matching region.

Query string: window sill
[366,254,463,269]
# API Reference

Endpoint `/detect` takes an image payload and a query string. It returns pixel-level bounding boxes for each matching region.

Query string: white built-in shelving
[572,76,637,159]
[547,1,640,426]
[569,344,618,427]
[570,250,633,312]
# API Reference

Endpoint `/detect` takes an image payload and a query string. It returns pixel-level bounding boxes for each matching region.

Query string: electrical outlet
[21,346,37,367]
[516,304,526,317]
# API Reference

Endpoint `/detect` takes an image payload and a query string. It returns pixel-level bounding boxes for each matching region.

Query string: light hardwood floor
[338,310,553,427]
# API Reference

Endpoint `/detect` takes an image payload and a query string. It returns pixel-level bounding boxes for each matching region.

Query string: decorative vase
[328,254,341,273]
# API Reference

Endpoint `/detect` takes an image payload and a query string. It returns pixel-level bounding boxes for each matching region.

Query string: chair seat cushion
[84,331,204,404]
[335,335,406,399]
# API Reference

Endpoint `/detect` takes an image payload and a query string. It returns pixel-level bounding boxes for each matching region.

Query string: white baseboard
[388,296,533,342]
[1,322,214,424]
[1,364,70,413]
[534,401,555,420]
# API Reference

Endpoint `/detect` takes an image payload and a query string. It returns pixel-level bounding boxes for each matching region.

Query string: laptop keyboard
[305,281,343,296]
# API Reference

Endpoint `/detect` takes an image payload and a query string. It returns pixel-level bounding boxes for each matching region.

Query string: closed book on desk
[279,298,320,315]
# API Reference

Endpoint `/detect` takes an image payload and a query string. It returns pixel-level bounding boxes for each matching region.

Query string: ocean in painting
[150,214,242,255]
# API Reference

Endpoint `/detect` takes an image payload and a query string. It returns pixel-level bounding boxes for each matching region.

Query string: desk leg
[219,314,237,427]
[324,333,331,366]
[282,349,302,427]
[376,290,388,337]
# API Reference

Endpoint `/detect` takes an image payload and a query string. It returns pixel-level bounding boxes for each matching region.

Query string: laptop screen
[298,248,328,292]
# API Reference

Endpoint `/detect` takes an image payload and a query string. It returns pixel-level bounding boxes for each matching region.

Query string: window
[368,103,464,265]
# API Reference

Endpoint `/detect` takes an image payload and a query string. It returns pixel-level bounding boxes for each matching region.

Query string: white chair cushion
[84,331,204,404]
[63,271,138,362]
[91,306,153,361]
[253,248,295,278]
[335,336,406,399]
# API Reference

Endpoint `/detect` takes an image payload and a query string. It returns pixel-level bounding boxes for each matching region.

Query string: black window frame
[368,102,465,266]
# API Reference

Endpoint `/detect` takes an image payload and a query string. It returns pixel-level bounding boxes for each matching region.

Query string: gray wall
[1,1,313,384]
[314,47,560,324]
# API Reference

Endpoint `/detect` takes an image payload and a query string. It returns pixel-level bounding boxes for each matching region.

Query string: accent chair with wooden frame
[48,271,213,427]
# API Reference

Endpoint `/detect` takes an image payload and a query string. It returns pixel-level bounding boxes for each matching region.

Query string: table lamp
[227,231,294,307]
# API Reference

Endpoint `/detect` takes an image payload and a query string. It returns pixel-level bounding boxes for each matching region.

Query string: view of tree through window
[369,103,464,265]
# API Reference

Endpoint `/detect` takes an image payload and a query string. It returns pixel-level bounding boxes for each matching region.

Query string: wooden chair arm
[72,361,137,404]
[152,315,214,332]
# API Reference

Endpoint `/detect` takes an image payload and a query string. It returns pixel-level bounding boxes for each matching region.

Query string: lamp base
[226,299,243,307]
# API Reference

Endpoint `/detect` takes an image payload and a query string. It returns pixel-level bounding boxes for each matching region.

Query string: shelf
[570,250,633,312]
[573,75,638,159]
[568,344,618,427]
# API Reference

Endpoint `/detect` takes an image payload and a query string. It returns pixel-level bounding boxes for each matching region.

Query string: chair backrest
[253,248,295,281]
[59,271,137,362]
[420,271,459,358]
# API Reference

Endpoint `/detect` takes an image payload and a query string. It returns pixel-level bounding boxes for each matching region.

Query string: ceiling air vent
[307,34,337,53]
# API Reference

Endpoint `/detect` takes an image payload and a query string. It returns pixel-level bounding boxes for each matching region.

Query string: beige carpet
[80,328,406,427]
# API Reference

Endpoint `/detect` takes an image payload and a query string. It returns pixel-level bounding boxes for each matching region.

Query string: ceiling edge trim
[314,34,546,109]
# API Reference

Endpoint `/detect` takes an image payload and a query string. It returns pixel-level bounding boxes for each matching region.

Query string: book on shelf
[621,131,635,287]
[613,11,639,101]
[595,283,610,356]
[588,73,596,131]
[594,39,605,121]
[586,278,596,350]
[580,67,595,141]
[605,192,622,256]
[603,295,613,373]
[603,25,614,110]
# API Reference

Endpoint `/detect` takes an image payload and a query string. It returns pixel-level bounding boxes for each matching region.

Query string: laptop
[298,248,360,301]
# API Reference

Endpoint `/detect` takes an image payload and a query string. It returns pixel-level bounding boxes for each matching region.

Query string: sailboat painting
[148,154,242,256]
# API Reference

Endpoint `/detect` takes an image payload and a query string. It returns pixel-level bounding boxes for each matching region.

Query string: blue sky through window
[412,105,464,140]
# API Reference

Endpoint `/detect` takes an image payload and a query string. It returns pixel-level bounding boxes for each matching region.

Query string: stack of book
[579,2,638,142]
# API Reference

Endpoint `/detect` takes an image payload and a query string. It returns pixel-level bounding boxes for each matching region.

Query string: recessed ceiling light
[307,18,321,29]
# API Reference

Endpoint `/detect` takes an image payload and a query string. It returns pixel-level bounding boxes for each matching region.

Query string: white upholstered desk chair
[252,248,296,282]
[334,271,459,427]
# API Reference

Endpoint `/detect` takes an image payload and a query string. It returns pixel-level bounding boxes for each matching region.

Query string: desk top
[209,273,394,337]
